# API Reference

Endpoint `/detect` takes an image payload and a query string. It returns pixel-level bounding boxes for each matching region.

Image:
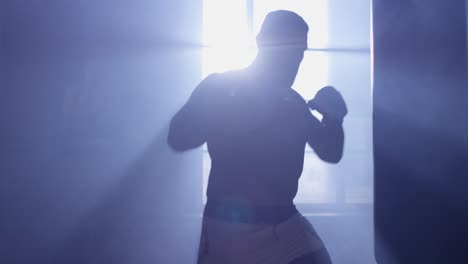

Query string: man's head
[255,10,309,88]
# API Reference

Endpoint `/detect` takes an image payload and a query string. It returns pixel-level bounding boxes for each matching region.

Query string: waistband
[203,200,298,224]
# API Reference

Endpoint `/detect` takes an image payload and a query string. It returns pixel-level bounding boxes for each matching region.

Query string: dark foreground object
[373,1,468,263]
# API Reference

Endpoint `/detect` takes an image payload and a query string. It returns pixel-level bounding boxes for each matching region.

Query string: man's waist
[203,199,298,224]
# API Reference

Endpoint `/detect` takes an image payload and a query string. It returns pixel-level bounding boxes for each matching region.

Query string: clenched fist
[308,86,348,123]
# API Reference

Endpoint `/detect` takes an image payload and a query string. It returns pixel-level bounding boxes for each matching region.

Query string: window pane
[291,51,372,204]
[328,0,371,49]
[329,52,373,204]
[203,0,256,77]
[292,51,330,99]
[295,152,337,203]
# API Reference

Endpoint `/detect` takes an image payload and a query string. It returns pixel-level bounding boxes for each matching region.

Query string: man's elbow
[167,132,204,152]
[318,150,343,164]
[167,132,188,152]
[323,154,342,164]
[167,117,190,152]
[168,140,187,152]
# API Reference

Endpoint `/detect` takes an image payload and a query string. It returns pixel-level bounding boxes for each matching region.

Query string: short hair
[256,10,309,49]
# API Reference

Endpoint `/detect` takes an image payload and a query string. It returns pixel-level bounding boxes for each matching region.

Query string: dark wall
[373,1,468,263]
[1,1,203,263]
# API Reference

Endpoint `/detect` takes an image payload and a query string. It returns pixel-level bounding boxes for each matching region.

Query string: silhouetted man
[168,10,347,264]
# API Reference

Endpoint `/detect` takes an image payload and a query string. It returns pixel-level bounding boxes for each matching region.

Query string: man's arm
[305,86,347,163]
[306,114,344,163]
[167,74,217,152]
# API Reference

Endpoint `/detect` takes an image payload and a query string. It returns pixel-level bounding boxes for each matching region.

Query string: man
[168,10,347,264]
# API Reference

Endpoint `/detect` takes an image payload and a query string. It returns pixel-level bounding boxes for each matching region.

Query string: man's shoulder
[192,73,222,96]
[203,69,244,84]
[198,70,246,97]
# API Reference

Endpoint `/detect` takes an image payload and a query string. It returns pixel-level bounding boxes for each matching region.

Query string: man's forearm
[168,103,208,152]
[321,117,344,162]
[308,115,344,163]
